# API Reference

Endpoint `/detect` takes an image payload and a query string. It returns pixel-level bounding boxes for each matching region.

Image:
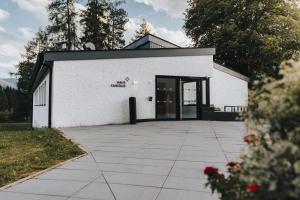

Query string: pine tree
[106,0,128,49]
[47,0,79,50]
[13,29,49,121]
[17,28,49,91]
[131,18,151,42]
[80,0,108,50]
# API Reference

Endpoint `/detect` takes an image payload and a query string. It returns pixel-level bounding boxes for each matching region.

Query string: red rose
[204,166,218,175]
[245,184,262,192]
[244,134,258,144]
[218,173,225,178]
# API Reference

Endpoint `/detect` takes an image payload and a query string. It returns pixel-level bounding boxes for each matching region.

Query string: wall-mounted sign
[111,81,126,88]
[111,76,130,88]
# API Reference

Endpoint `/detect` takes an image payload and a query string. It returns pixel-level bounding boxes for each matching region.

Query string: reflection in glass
[182,81,197,119]
[156,78,177,119]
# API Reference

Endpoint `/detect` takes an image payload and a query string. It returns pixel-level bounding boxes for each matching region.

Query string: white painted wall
[32,73,49,128]
[210,67,248,111]
[51,56,214,127]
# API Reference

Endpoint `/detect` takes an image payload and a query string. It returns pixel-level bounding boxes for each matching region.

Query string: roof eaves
[213,62,249,82]
[43,48,216,62]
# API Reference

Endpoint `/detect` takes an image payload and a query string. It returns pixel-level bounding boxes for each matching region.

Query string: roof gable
[124,34,181,49]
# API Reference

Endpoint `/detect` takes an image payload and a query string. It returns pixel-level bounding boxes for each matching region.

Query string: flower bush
[205,55,300,200]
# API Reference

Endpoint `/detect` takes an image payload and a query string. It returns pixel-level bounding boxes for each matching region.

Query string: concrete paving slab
[0,192,66,200]
[72,181,114,200]
[110,184,160,200]
[156,189,218,200]
[97,163,171,176]
[163,176,208,192]
[5,179,89,197]
[35,168,103,182]
[103,171,166,187]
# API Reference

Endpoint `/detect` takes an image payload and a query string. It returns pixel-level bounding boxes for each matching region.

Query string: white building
[31,34,248,128]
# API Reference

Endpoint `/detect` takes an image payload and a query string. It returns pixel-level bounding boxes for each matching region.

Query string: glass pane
[202,80,206,105]
[156,78,177,119]
[182,81,197,119]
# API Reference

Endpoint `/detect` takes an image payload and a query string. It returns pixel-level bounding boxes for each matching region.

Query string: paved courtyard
[0,121,246,200]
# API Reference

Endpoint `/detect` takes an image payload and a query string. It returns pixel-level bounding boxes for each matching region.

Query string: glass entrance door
[156,77,178,120]
[181,79,197,119]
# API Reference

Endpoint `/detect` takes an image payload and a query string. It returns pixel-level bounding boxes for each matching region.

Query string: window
[34,81,46,106]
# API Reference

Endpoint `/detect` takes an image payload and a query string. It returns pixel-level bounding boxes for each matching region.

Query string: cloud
[0,26,6,33]
[18,27,35,40]
[0,44,22,58]
[11,0,49,22]
[134,0,188,18]
[0,61,18,78]
[125,18,191,47]
[0,8,10,21]
[11,0,86,23]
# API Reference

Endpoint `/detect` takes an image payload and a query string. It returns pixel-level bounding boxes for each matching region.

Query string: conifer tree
[106,0,128,49]
[14,28,49,121]
[80,0,108,50]
[47,0,79,50]
[131,18,151,42]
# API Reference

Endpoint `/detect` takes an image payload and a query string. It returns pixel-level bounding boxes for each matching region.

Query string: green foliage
[0,86,18,122]
[80,0,108,50]
[0,128,85,187]
[80,0,128,50]
[205,55,300,199]
[47,0,79,50]
[184,0,300,79]
[13,29,49,122]
[0,111,11,122]
[131,18,152,42]
[106,0,128,49]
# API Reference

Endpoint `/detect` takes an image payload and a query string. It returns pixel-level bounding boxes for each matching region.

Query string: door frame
[155,75,210,121]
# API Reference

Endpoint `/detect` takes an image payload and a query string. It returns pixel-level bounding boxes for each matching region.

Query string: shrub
[0,110,12,122]
[205,55,300,200]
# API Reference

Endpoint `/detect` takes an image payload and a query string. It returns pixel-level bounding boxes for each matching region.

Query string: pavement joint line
[0,190,71,198]
[154,128,191,200]
[89,152,117,200]
[94,161,172,168]
[65,175,102,200]
[209,122,230,163]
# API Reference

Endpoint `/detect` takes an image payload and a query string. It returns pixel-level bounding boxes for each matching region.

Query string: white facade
[211,64,248,111]
[51,56,213,127]
[32,73,49,128]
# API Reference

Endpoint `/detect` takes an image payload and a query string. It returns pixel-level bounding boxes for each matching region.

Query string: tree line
[0,85,26,122]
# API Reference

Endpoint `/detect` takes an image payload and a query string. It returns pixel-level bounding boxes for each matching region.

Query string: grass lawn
[0,124,85,187]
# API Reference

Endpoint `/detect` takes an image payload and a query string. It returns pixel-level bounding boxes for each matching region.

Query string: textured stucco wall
[32,73,49,128]
[51,56,214,127]
[210,68,248,111]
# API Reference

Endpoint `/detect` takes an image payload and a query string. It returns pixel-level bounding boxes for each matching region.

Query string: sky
[0,0,191,78]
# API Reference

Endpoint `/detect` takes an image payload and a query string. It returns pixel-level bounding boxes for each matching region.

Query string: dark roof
[124,34,181,49]
[43,48,215,61]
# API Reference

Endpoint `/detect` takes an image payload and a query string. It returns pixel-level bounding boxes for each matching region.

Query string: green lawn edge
[0,128,85,187]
